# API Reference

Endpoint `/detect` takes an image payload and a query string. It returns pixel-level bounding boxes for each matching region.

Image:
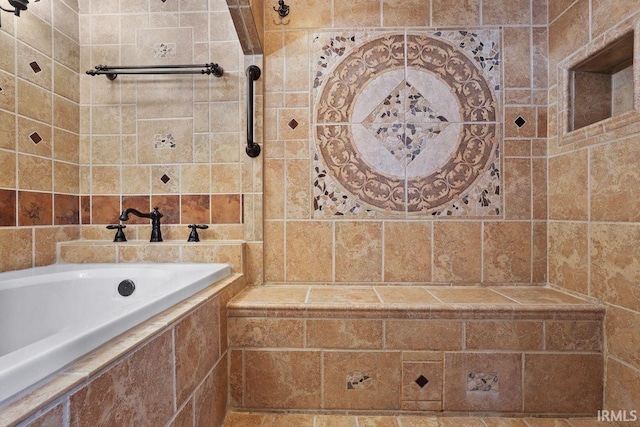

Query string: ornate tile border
[312,30,502,218]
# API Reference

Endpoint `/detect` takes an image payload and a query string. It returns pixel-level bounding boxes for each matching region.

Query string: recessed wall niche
[568,32,634,132]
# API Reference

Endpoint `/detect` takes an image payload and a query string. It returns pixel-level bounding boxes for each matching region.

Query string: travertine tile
[222,412,266,427]
[481,419,529,427]
[466,321,543,350]
[375,287,440,305]
[314,415,357,427]
[228,318,304,348]
[335,222,383,282]
[323,351,401,410]
[548,0,589,81]
[357,416,399,427]
[385,320,463,351]
[429,288,514,304]
[504,158,531,220]
[546,321,603,352]
[384,222,431,282]
[402,361,442,402]
[230,285,308,305]
[431,0,480,26]
[285,221,332,282]
[605,358,640,415]
[334,0,380,27]
[382,0,429,26]
[605,305,640,367]
[306,319,383,349]
[244,350,321,408]
[175,299,220,406]
[503,27,531,89]
[307,286,380,304]
[433,222,482,283]
[483,222,532,283]
[590,224,640,312]
[169,399,192,427]
[494,287,588,305]
[524,354,603,413]
[194,359,227,427]
[25,404,63,427]
[482,0,530,25]
[548,221,588,294]
[69,332,174,427]
[263,413,315,427]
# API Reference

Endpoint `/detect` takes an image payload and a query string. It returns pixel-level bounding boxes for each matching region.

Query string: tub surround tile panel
[1,274,246,426]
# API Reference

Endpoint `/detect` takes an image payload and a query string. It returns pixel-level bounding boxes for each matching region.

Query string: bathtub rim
[0,268,245,426]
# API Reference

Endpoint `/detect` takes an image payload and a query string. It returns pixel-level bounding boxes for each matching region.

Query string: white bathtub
[0,263,231,406]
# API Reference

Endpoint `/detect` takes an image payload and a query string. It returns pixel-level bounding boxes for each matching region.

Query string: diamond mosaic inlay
[312,31,502,217]
[29,61,42,73]
[288,119,299,129]
[29,132,42,144]
[415,375,429,388]
[514,116,526,128]
[160,174,171,184]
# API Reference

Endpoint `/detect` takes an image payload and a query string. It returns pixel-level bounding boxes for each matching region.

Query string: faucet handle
[187,224,208,242]
[106,224,127,242]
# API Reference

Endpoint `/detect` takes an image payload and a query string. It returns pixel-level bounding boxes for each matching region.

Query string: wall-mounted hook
[273,0,290,25]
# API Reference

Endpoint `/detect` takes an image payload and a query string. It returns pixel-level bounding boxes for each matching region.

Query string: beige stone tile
[504,158,531,220]
[34,226,79,267]
[264,221,285,282]
[604,358,640,416]
[228,318,304,347]
[263,414,315,427]
[505,106,536,138]
[532,222,547,284]
[194,358,227,427]
[385,320,462,351]
[523,420,573,427]
[503,27,531,89]
[546,320,603,352]
[0,151,16,188]
[244,350,321,408]
[532,158,547,220]
[230,285,308,305]
[439,419,486,427]
[429,288,514,304]
[265,160,284,219]
[17,116,52,157]
[285,158,310,219]
[69,332,174,427]
[402,361,442,402]
[26,404,63,427]
[444,352,522,411]
[481,419,529,427]
[591,0,639,38]
[335,222,383,282]
[384,222,431,283]
[307,287,380,304]
[433,222,482,283]
[357,416,399,427]
[494,287,588,305]
[483,222,532,283]
[524,354,603,413]
[17,79,52,124]
[118,244,181,263]
[590,224,640,312]
[432,0,480,26]
[175,299,220,406]
[605,305,640,367]
[548,0,589,82]
[375,287,440,305]
[59,243,116,263]
[482,0,531,24]
[591,137,640,222]
[314,415,357,427]
[382,0,429,26]
[323,351,401,409]
[91,165,120,195]
[228,351,243,408]
[334,0,380,27]
[285,221,332,282]
[548,221,588,294]
[396,416,439,427]
[18,154,52,191]
[466,320,543,350]
[278,108,308,141]
[222,412,266,427]
[306,319,383,349]
[0,109,15,150]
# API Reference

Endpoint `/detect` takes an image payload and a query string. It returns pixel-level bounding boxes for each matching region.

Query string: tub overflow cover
[118,279,136,297]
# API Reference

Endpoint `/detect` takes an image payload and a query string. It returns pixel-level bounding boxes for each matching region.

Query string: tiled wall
[78,0,263,283]
[263,0,548,285]
[0,0,81,271]
[546,0,640,414]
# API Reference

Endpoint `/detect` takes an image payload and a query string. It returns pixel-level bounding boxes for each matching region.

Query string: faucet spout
[119,207,163,242]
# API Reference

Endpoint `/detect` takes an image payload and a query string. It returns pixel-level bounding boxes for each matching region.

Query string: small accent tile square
[29,132,42,144]
[29,61,42,73]
[415,375,429,388]
[288,119,299,129]
[514,116,526,128]
[160,174,171,184]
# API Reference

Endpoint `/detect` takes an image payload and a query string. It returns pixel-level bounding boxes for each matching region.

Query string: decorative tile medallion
[312,31,502,217]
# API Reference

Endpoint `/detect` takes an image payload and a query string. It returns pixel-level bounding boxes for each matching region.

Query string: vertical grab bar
[245,65,261,158]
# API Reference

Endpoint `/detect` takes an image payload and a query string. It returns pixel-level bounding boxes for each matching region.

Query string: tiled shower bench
[227,285,605,417]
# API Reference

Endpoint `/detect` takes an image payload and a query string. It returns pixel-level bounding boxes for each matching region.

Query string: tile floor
[222,412,602,426]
